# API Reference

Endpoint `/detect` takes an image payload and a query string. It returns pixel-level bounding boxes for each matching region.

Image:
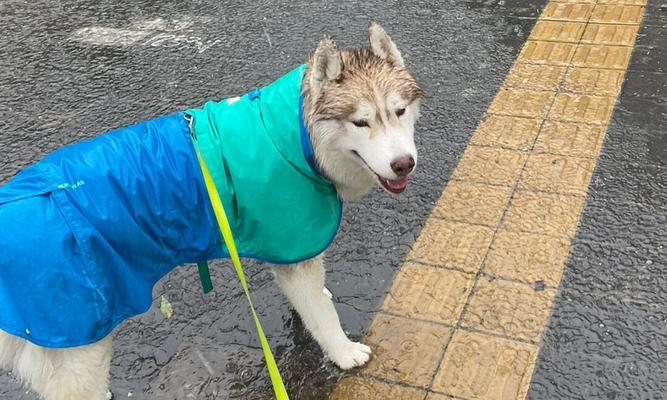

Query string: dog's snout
[390,155,415,177]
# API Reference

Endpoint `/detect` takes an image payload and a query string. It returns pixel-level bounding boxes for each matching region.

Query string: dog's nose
[390,155,415,177]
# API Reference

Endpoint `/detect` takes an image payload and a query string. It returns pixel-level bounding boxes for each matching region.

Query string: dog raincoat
[0,65,342,348]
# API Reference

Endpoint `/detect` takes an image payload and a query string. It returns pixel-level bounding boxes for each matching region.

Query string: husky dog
[0,22,422,400]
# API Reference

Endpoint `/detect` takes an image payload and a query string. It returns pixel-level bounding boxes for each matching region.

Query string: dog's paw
[322,287,333,299]
[329,341,372,370]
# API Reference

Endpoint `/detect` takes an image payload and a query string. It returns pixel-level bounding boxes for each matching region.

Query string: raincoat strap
[197,262,213,294]
[194,146,289,400]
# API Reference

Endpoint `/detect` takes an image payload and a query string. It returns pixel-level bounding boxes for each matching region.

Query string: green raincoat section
[186,65,342,264]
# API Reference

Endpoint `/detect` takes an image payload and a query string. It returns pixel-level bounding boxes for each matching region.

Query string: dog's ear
[368,22,404,67]
[310,35,342,97]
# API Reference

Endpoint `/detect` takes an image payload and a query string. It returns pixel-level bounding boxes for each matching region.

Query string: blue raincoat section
[0,113,222,348]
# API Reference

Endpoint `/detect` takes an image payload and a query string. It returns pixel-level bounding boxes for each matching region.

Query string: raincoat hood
[186,64,342,264]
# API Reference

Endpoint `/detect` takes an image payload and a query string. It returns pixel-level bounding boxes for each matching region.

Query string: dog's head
[303,22,423,200]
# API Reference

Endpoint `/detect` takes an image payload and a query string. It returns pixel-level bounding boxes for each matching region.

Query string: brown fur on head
[303,23,423,123]
[302,22,423,200]
[309,47,423,121]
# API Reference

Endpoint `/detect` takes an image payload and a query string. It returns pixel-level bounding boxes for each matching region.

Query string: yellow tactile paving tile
[552,0,595,3]
[452,146,528,186]
[518,41,577,65]
[408,218,494,273]
[426,393,454,400]
[362,314,452,388]
[488,87,555,118]
[519,153,596,196]
[549,92,616,124]
[484,230,569,287]
[581,23,639,46]
[533,120,606,158]
[461,276,557,342]
[590,4,644,24]
[540,2,594,21]
[528,20,586,43]
[431,330,538,400]
[433,181,513,226]
[572,43,634,69]
[330,0,646,398]
[383,263,474,325]
[503,190,586,238]
[470,115,542,150]
[562,67,626,96]
[330,377,427,400]
[597,0,647,4]
[504,64,566,92]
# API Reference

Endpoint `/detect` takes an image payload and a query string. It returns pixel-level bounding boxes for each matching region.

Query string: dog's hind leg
[0,329,21,369]
[10,334,113,400]
[273,256,372,369]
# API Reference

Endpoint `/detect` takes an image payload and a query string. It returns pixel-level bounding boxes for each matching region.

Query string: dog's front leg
[272,256,371,369]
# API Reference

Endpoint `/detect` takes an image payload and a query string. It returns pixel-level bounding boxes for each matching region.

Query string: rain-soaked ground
[2,0,666,399]
[0,1,545,398]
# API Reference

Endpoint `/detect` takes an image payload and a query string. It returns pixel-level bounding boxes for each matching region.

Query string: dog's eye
[352,120,370,128]
[395,108,406,117]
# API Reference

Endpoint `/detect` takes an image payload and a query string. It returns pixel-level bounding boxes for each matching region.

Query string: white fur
[309,89,420,200]
[369,22,404,67]
[272,257,371,369]
[340,95,419,181]
[306,25,419,199]
[311,118,378,200]
[0,330,112,400]
[0,22,420,399]
[309,35,342,101]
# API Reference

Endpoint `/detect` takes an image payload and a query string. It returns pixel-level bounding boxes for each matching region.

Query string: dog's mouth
[378,176,408,194]
[351,151,409,194]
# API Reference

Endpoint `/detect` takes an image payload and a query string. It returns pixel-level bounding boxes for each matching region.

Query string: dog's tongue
[386,178,408,191]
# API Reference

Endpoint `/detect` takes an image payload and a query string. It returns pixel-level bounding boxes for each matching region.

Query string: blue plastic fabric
[0,113,222,347]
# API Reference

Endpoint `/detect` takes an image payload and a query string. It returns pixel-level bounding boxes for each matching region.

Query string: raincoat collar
[298,95,320,176]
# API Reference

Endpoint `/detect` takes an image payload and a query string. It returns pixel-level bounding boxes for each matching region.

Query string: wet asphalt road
[0,0,546,399]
